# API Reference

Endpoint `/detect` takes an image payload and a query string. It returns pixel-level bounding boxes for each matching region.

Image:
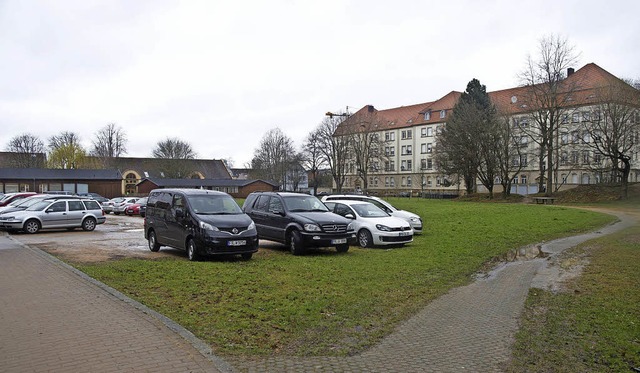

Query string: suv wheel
[336,244,349,253]
[289,230,306,256]
[148,230,161,252]
[187,238,200,261]
[357,229,373,248]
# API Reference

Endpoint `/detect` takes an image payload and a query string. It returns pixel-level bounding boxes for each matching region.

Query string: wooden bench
[533,197,556,204]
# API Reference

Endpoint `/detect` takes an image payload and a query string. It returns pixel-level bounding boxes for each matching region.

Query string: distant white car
[321,194,423,234]
[323,199,413,248]
[112,197,140,215]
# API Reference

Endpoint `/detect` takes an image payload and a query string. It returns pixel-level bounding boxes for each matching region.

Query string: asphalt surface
[0,209,634,372]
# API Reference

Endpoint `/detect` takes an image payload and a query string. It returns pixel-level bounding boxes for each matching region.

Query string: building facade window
[385,132,395,141]
[424,111,431,120]
[439,110,446,118]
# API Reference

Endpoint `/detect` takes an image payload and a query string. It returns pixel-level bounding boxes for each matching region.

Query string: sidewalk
[0,234,228,373]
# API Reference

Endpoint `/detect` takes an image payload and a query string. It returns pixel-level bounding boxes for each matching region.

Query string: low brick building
[136,178,278,198]
[0,168,122,197]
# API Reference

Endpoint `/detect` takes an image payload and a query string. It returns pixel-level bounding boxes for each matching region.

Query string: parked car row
[1,189,423,262]
[142,189,423,261]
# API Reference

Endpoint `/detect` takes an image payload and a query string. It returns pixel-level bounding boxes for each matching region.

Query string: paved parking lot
[11,213,171,262]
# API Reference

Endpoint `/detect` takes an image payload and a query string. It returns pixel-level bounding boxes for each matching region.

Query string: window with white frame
[424,111,431,120]
[407,176,412,187]
[520,174,527,184]
[421,127,427,137]
[572,112,580,123]
[582,151,590,164]
[427,143,432,153]
[401,129,412,139]
[385,132,395,141]
[439,110,446,118]
[421,143,427,153]
[427,158,433,169]
[427,127,433,136]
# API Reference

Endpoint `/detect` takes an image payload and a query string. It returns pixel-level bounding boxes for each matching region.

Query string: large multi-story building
[334,63,640,196]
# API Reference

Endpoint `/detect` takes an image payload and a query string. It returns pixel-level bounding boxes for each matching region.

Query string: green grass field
[74,198,615,357]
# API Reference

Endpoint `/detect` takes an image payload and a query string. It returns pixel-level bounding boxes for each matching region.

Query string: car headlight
[347,222,354,231]
[199,221,219,231]
[248,221,256,230]
[304,223,321,232]
[409,217,420,222]
[376,224,392,232]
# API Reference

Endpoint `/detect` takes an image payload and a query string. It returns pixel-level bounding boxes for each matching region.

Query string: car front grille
[219,226,249,235]
[321,224,348,233]
[389,226,412,232]
[381,235,413,242]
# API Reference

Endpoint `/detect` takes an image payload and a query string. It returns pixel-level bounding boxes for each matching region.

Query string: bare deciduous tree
[315,115,350,193]
[5,133,46,168]
[251,128,296,189]
[152,137,197,178]
[91,123,127,166]
[152,138,197,159]
[301,130,327,195]
[519,34,580,196]
[582,80,640,198]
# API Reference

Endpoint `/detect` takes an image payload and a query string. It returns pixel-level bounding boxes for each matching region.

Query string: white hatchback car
[324,200,413,247]
[321,194,423,234]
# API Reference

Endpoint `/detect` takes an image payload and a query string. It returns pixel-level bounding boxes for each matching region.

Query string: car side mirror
[344,213,355,220]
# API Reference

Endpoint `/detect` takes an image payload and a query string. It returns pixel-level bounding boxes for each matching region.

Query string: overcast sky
[1,0,639,167]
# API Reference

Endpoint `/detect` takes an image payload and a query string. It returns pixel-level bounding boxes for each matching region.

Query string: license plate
[228,240,246,246]
[399,232,410,237]
[331,238,347,244]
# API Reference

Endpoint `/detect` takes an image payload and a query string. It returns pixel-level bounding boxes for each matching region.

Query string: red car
[125,197,147,216]
[0,192,38,207]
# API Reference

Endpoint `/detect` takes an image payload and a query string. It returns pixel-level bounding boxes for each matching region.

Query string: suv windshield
[283,195,329,212]
[187,195,242,215]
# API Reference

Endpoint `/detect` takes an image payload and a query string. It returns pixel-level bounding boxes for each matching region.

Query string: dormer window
[424,111,431,120]
[440,110,446,119]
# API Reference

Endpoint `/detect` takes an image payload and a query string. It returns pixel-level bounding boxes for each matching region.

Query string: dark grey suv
[242,192,355,255]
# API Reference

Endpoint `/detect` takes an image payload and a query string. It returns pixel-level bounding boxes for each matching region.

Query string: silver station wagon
[0,198,106,234]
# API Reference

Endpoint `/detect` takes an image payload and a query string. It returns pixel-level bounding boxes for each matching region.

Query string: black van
[144,189,258,261]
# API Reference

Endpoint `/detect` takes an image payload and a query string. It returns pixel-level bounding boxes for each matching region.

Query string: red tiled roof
[335,63,638,134]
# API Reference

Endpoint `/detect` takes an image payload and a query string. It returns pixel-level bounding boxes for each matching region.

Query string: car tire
[241,253,253,260]
[148,230,161,252]
[187,238,200,261]
[289,230,306,256]
[336,244,349,253]
[81,217,97,231]
[24,219,41,234]
[357,229,373,248]
[114,212,120,215]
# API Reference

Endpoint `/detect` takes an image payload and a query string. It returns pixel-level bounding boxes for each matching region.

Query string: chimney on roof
[366,105,374,113]
[567,67,575,76]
